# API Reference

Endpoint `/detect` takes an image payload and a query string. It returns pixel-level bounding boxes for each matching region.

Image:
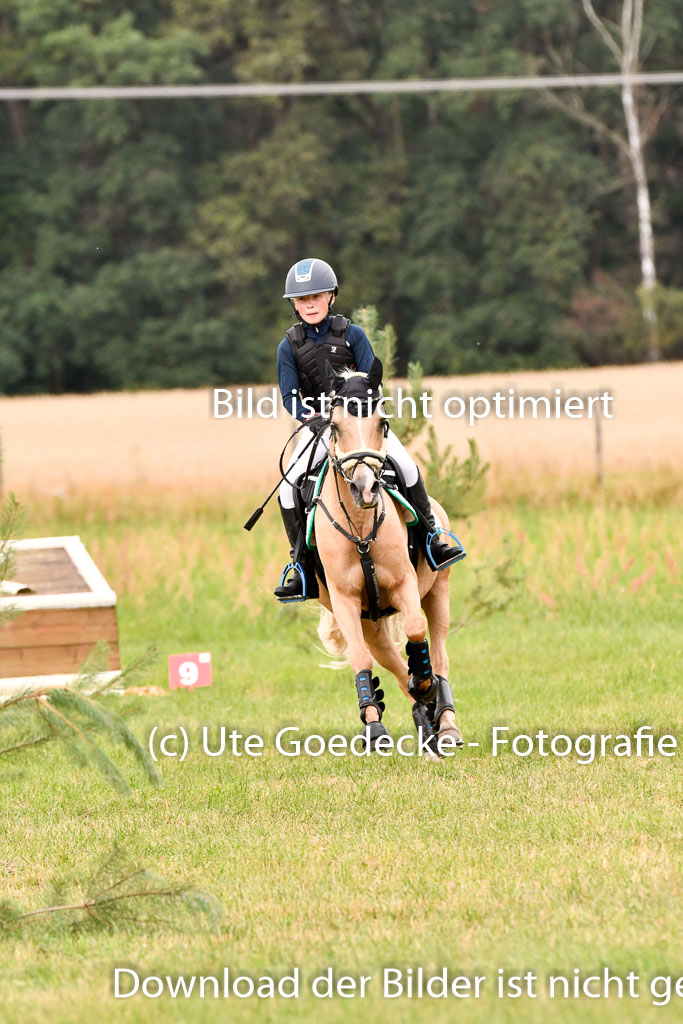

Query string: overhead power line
[1,71,682,102]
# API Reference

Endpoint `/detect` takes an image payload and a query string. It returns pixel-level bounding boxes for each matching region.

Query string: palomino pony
[312,359,463,757]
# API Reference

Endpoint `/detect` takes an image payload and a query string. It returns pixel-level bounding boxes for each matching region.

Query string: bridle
[324,397,389,534]
[328,415,389,486]
[312,402,393,621]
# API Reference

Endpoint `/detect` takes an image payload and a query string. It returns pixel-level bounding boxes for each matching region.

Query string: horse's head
[328,357,387,509]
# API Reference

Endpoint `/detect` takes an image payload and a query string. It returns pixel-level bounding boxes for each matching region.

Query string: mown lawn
[1,494,681,1023]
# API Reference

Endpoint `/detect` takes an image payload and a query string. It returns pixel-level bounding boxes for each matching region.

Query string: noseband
[331,429,388,485]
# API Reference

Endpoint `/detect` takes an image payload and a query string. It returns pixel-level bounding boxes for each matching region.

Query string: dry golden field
[1,361,681,502]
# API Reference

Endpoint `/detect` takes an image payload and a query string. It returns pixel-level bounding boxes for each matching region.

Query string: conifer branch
[0,846,223,934]
[421,430,490,520]
[0,495,24,623]
[0,648,162,792]
[448,540,525,636]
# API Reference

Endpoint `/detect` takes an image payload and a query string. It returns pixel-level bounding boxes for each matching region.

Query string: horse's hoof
[436,725,463,755]
[362,721,390,752]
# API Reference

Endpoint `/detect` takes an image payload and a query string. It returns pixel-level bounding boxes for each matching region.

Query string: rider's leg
[385,431,465,570]
[273,500,310,599]
[274,428,327,600]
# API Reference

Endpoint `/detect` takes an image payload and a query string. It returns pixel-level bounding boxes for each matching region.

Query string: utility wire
[1,71,682,102]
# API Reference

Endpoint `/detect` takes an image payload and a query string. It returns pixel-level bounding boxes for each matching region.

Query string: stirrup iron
[276,562,307,602]
[425,528,467,571]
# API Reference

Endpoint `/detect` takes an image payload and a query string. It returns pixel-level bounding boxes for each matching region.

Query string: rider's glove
[304,414,327,434]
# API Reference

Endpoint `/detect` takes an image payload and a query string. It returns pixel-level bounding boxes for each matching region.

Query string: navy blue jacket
[277,316,375,421]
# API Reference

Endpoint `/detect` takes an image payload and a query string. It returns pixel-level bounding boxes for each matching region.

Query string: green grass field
[1,492,681,1023]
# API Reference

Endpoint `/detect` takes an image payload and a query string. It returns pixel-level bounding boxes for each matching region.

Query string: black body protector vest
[286,315,356,414]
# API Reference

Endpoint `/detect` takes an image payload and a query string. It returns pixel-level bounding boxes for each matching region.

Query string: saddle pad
[306,459,329,549]
[384,486,419,527]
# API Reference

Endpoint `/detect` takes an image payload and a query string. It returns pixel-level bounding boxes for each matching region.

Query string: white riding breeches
[279,426,419,509]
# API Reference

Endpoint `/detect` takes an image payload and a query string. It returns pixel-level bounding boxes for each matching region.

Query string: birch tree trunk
[582,0,660,360]
[620,1,659,360]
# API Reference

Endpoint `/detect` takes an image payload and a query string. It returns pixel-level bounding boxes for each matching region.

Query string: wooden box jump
[0,536,120,692]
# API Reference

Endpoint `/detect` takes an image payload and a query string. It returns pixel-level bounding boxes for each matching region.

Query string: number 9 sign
[168,652,212,690]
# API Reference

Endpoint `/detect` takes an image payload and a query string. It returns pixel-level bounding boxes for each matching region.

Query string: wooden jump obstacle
[0,536,120,694]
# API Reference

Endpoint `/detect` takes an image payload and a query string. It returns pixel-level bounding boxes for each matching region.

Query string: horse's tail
[317,608,348,658]
[388,612,406,648]
[318,607,406,663]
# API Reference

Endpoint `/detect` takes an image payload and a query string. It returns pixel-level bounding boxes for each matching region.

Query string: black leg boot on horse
[354,670,389,751]
[406,639,463,755]
[417,675,463,754]
[406,473,466,571]
[273,501,319,602]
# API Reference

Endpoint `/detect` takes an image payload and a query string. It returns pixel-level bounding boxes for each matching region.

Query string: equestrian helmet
[283,258,338,299]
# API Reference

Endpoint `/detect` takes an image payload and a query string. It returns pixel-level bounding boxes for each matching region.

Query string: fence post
[594,404,603,488]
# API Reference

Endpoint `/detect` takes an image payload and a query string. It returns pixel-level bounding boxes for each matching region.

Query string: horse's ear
[367,357,383,389]
[324,359,345,394]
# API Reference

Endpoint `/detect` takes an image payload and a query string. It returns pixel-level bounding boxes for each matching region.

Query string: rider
[274,257,463,601]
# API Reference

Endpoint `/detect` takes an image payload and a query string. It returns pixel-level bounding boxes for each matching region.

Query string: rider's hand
[304,414,326,434]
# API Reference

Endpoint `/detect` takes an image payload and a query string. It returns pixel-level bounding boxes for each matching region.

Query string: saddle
[293,456,421,613]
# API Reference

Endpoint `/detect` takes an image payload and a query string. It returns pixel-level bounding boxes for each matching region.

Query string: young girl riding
[274,257,463,601]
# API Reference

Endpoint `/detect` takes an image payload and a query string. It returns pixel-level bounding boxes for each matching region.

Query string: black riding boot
[406,474,466,571]
[273,502,317,600]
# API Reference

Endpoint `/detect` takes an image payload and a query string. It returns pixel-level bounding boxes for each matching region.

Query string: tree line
[1,0,681,395]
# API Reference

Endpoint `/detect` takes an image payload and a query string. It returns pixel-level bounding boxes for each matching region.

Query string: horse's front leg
[389,577,444,760]
[363,619,410,699]
[326,586,388,749]
[390,578,437,702]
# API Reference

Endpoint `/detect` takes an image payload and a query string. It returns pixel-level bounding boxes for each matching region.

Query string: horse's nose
[349,480,363,504]
[349,476,379,507]
[360,478,379,507]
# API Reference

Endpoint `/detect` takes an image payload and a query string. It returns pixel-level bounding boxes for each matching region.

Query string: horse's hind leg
[387,578,442,761]
[421,573,463,752]
[420,571,450,678]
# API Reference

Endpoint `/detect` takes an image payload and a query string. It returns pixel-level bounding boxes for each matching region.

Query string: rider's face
[293,291,334,325]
